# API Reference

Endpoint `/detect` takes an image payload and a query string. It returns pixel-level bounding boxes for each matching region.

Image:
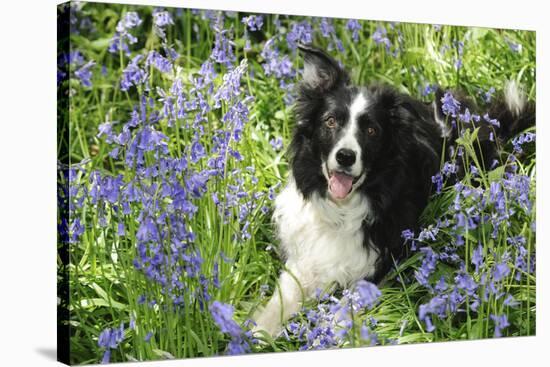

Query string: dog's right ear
[298,44,349,91]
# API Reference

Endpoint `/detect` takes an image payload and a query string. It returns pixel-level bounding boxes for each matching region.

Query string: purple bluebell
[472,244,484,273]
[440,92,461,117]
[211,27,236,67]
[108,12,142,56]
[74,60,95,87]
[481,87,495,103]
[511,132,535,154]
[372,26,392,52]
[483,113,500,127]
[346,19,362,42]
[145,50,172,74]
[120,55,148,91]
[432,173,443,193]
[261,38,296,80]
[97,323,125,363]
[242,15,263,31]
[421,84,435,97]
[355,280,382,309]
[286,21,313,49]
[493,262,510,282]
[152,9,174,39]
[415,247,439,288]
[490,314,510,337]
[144,331,153,343]
[270,137,283,151]
[210,301,253,354]
[506,40,522,53]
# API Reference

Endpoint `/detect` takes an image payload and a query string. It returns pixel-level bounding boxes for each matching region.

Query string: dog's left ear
[298,44,349,91]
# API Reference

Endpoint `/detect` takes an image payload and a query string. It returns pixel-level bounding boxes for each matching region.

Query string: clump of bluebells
[371,23,403,57]
[97,323,126,364]
[66,8,273,362]
[281,281,385,350]
[210,301,256,354]
[58,50,96,87]
[400,94,536,338]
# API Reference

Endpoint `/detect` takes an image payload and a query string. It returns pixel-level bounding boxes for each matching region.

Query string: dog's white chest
[273,180,378,290]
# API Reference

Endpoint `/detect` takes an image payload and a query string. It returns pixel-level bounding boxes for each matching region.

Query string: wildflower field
[57,2,536,364]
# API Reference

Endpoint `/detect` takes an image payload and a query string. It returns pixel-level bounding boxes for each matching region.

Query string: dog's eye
[367,127,377,136]
[325,116,337,128]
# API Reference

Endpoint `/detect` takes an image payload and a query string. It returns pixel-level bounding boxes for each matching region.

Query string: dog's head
[291,45,406,202]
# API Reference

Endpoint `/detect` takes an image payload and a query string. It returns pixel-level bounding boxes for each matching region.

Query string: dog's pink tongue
[329,172,354,199]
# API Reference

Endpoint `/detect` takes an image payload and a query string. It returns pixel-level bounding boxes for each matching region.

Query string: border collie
[253,44,535,336]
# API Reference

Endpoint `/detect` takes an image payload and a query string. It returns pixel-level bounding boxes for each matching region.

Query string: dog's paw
[251,309,282,341]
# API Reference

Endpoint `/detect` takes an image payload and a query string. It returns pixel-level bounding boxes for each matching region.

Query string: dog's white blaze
[327,92,368,177]
[253,178,378,336]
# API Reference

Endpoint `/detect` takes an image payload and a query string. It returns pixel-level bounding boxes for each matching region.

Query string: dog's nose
[336,148,356,167]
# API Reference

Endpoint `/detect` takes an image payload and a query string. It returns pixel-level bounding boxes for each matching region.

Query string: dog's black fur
[289,44,535,282]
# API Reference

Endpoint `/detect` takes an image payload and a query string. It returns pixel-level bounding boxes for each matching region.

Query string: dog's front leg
[253,268,308,337]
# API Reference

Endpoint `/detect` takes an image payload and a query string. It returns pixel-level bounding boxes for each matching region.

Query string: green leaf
[80,298,127,310]
[152,349,175,360]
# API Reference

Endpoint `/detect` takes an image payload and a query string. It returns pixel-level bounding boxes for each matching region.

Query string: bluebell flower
[74,60,95,87]
[440,91,461,117]
[144,331,153,343]
[455,273,477,296]
[401,228,415,243]
[117,222,125,236]
[98,323,125,363]
[210,301,253,354]
[210,301,242,337]
[259,38,297,102]
[108,11,142,55]
[372,26,392,52]
[145,50,172,74]
[472,244,484,273]
[492,262,510,282]
[418,226,439,242]
[270,137,283,151]
[506,40,522,53]
[213,59,248,107]
[415,247,439,288]
[241,15,263,31]
[432,173,443,193]
[490,314,510,337]
[503,294,519,307]
[67,50,85,65]
[120,55,148,91]
[458,108,473,123]
[346,19,362,42]
[454,58,463,70]
[211,27,236,67]
[483,113,500,127]
[152,9,174,39]
[355,280,382,309]
[481,86,495,103]
[286,21,313,49]
[511,132,535,154]
[434,276,448,293]
[319,18,334,38]
[421,84,435,97]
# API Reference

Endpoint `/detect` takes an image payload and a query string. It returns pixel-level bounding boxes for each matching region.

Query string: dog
[252,44,535,337]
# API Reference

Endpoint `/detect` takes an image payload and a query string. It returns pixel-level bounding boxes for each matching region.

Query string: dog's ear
[297,44,349,91]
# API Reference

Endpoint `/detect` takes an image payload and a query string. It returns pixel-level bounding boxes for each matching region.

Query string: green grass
[58,2,535,364]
